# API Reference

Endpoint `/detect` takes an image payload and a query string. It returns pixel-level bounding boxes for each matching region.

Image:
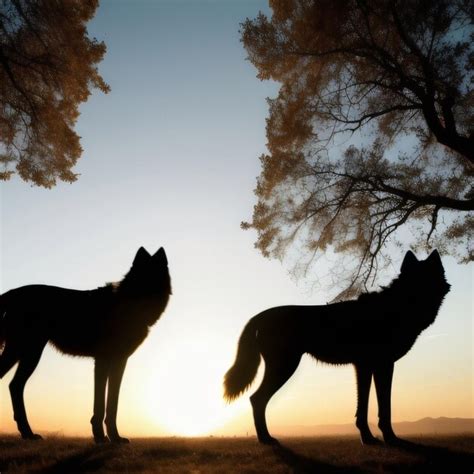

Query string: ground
[0,435,473,473]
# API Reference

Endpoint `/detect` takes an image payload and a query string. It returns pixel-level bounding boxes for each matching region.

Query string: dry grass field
[0,435,473,473]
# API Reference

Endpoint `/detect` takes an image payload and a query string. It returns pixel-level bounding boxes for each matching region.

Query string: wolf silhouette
[0,246,171,443]
[224,250,450,445]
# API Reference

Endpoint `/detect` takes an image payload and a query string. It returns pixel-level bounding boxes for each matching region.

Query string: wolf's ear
[153,247,168,266]
[133,247,151,267]
[400,250,418,273]
[427,249,442,267]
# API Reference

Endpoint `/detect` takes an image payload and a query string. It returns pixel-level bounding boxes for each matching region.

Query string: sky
[0,0,472,438]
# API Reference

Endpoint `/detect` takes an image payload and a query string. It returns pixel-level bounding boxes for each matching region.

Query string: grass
[0,434,473,473]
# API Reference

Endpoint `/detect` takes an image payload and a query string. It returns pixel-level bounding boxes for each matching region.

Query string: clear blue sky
[0,0,472,437]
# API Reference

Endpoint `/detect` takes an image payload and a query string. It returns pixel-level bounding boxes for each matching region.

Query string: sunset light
[145,339,248,437]
[0,0,472,472]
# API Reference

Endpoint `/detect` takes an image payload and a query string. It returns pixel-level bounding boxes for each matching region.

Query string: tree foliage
[241,0,474,297]
[0,0,109,187]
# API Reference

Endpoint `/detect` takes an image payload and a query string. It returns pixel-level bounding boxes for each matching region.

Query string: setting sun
[145,339,247,437]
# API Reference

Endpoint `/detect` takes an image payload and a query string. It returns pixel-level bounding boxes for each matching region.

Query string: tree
[241,0,473,298]
[0,0,109,188]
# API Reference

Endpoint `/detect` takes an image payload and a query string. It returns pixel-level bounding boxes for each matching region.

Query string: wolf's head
[119,246,172,297]
[399,249,451,300]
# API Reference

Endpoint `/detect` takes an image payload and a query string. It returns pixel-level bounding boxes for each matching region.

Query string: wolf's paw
[110,436,130,444]
[22,433,43,440]
[94,435,110,444]
[384,435,406,447]
[360,434,382,446]
[258,436,280,446]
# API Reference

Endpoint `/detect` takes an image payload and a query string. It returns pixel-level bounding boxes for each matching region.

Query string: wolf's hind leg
[250,353,301,444]
[105,357,129,444]
[354,364,379,445]
[9,344,45,440]
[374,362,400,445]
[91,357,109,443]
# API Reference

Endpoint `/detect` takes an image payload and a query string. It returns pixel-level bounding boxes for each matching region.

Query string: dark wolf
[224,250,450,445]
[0,246,171,443]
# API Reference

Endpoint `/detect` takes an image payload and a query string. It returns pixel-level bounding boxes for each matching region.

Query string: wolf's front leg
[374,362,400,445]
[105,357,129,443]
[354,364,380,445]
[91,358,109,443]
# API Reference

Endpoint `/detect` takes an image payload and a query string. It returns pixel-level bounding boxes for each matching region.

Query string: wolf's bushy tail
[223,317,260,401]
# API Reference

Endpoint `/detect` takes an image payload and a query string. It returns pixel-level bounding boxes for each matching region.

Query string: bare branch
[241,0,473,295]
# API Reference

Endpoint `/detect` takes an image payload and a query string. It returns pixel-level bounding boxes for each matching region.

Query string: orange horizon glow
[1,1,472,441]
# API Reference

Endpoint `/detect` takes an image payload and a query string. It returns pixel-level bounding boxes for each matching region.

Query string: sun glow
[145,338,247,436]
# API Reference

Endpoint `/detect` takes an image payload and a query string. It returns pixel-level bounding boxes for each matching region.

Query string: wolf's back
[223,317,261,401]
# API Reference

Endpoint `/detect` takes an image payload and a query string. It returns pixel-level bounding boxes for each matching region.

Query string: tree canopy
[0,0,109,188]
[241,0,473,297]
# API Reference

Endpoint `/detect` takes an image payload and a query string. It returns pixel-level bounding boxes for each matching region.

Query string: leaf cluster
[241,0,473,294]
[0,0,109,187]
